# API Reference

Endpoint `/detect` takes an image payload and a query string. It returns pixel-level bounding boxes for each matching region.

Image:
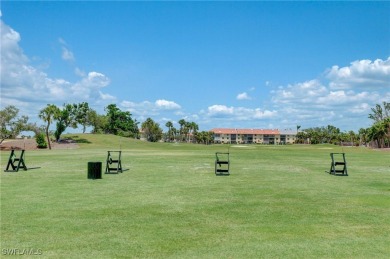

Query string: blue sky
[1,1,389,132]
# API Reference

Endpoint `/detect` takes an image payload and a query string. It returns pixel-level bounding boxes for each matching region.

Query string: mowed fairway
[1,134,389,258]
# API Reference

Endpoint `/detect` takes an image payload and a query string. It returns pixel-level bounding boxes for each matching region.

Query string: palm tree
[39,104,59,150]
[368,103,384,122]
[178,119,186,142]
[295,131,306,144]
[171,127,178,142]
[358,128,368,146]
[165,121,173,142]
[188,121,199,143]
[369,102,389,122]
[184,121,194,142]
[141,118,162,142]
[191,121,199,133]
[368,102,390,148]
[348,130,356,146]
[304,128,314,144]
[368,121,387,148]
[325,125,340,144]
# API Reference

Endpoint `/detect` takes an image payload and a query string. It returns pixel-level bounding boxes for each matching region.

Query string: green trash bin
[88,162,102,179]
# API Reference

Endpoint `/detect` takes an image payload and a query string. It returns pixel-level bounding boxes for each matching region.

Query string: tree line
[0,102,213,148]
[1,102,389,148]
[141,118,213,144]
[295,102,390,148]
[1,103,138,149]
[165,119,214,144]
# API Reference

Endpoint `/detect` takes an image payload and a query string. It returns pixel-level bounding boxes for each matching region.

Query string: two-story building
[279,129,297,144]
[210,128,296,144]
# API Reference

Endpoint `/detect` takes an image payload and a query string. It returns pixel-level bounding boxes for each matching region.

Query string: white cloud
[326,57,390,89]
[207,105,276,121]
[99,91,116,101]
[58,38,75,62]
[0,18,113,116]
[315,90,377,106]
[253,109,277,119]
[121,101,154,115]
[155,99,181,110]
[75,67,86,77]
[272,80,328,104]
[236,92,251,100]
[208,105,234,116]
[121,99,182,120]
[273,79,381,109]
[61,46,74,61]
[348,103,371,114]
[0,18,28,68]
[270,58,390,130]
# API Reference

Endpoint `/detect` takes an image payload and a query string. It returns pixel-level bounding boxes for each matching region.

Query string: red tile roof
[210,128,280,135]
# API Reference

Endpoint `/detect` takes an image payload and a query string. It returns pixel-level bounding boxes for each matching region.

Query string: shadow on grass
[4,167,41,172]
[325,171,348,176]
[104,168,129,174]
[64,135,92,144]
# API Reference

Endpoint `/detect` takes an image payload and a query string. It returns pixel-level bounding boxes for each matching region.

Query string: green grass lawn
[1,134,389,258]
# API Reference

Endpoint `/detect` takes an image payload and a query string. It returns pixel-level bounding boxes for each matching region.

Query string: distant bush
[36,133,47,148]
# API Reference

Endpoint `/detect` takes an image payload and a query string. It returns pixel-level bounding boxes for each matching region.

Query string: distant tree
[358,128,368,146]
[188,121,199,143]
[194,131,213,144]
[181,121,199,143]
[54,104,79,142]
[171,127,178,142]
[385,117,390,147]
[184,122,190,141]
[304,128,315,144]
[367,119,390,148]
[298,125,344,145]
[368,102,389,122]
[368,102,390,148]
[194,131,203,144]
[39,104,60,150]
[336,132,346,144]
[348,130,357,146]
[75,102,91,133]
[105,104,138,137]
[178,119,186,142]
[141,118,162,142]
[312,128,322,144]
[87,109,108,134]
[325,125,340,144]
[205,131,214,144]
[295,131,306,144]
[165,121,174,142]
[0,105,34,144]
